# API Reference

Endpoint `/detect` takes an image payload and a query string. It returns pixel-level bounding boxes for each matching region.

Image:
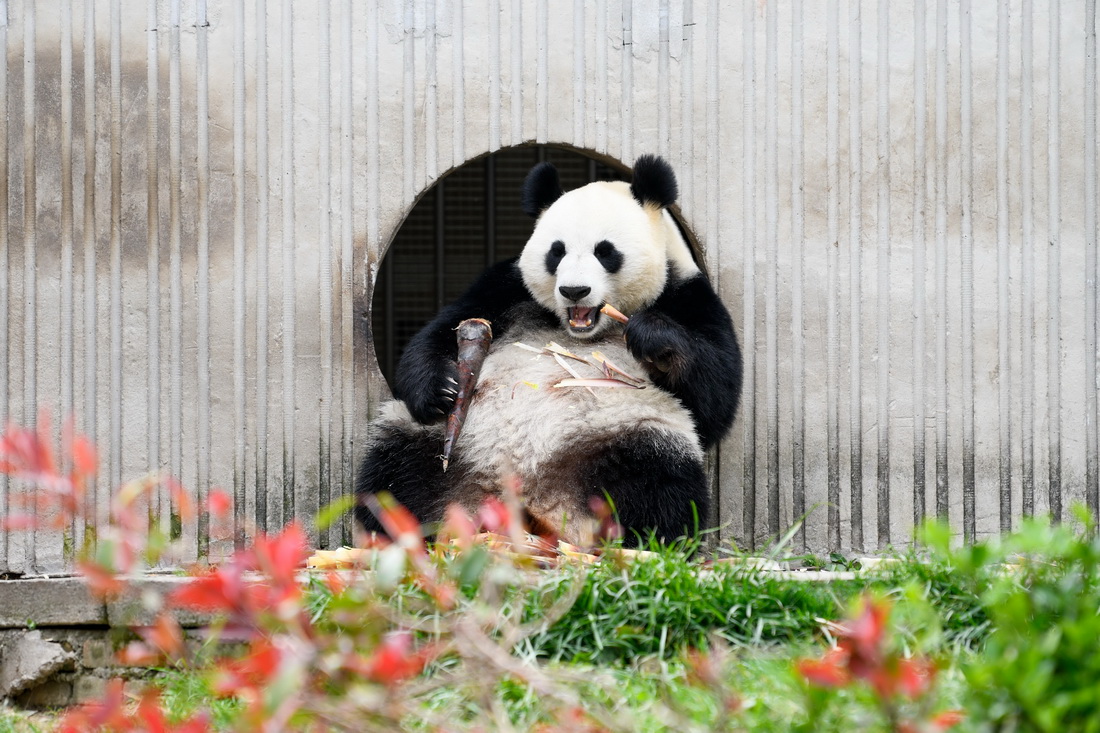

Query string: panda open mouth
[566,306,597,332]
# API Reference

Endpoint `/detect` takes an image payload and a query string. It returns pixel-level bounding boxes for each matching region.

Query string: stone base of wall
[0,575,213,709]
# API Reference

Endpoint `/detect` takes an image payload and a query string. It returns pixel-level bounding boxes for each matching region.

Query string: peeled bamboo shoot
[600,303,630,324]
[442,318,493,471]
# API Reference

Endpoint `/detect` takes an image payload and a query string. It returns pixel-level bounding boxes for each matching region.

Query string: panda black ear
[630,154,678,209]
[521,162,564,218]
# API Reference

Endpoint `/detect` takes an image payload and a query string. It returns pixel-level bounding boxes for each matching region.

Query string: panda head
[517,154,700,340]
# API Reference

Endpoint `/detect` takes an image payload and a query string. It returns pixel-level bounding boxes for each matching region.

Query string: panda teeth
[567,307,596,330]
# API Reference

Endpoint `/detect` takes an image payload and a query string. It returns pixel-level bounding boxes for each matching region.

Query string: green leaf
[315,494,357,531]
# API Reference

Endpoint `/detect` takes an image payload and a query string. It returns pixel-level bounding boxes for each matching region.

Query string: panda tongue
[568,306,595,329]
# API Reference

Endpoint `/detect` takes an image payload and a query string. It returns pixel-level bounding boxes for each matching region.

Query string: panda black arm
[624,273,743,448]
[393,257,535,425]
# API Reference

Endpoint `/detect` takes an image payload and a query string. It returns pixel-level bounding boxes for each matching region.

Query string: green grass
[410,648,977,733]
[154,668,242,730]
[522,555,862,662]
[303,538,989,664]
[0,704,53,733]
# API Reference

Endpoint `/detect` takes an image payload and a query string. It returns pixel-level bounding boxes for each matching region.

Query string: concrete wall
[0,0,1095,572]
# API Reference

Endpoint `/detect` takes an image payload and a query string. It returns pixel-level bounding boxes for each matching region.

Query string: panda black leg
[354,425,453,536]
[578,430,709,547]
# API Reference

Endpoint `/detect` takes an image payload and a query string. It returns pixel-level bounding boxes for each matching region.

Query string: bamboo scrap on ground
[305,537,667,570]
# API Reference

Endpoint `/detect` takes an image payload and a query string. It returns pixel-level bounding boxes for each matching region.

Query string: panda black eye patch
[545,240,566,275]
[593,240,624,273]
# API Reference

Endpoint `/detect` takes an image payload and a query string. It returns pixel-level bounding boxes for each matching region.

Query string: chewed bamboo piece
[590,351,646,385]
[442,318,493,472]
[553,378,644,389]
[544,341,591,364]
[600,303,630,324]
[552,353,595,396]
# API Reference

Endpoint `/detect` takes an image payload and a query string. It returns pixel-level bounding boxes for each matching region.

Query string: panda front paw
[399,360,460,425]
[624,311,689,384]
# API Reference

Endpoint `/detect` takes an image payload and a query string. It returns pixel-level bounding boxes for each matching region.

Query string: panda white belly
[461,325,701,472]
[369,322,703,537]
[456,324,702,530]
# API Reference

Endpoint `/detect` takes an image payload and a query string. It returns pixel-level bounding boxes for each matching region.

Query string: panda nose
[558,285,591,302]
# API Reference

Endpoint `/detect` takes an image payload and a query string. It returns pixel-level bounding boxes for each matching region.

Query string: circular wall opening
[371,145,701,388]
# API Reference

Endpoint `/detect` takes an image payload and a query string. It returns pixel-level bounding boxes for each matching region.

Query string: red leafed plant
[796,595,963,732]
[2,415,976,732]
[58,680,210,733]
[0,416,96,531]
[0,417,606,730]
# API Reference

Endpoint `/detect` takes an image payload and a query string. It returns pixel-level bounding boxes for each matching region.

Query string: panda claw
[442,387,457,396]
[446,376,458,386]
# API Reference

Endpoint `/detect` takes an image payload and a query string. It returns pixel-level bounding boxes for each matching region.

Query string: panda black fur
[355,155,743,545]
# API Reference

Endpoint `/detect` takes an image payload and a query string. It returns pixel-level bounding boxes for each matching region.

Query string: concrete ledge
[0,578,107,628]
[0,562,876,631]
[105,577,213,628]
[0,575,217,630]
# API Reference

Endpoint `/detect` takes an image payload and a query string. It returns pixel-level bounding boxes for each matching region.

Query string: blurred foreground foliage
[1,419,1098,731]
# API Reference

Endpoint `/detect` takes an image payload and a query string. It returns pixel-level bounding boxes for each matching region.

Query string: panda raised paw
[624,310,690,383]
[395,358,460,425]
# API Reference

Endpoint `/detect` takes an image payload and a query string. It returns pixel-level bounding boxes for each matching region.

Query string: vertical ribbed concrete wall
[0,0,1096,572]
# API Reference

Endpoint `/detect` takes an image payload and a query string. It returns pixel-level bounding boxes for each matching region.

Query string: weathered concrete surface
[0,631,77,698]
[0,625,201,708]
[106,577,214,629]
[0,0,1092,577]
[0,575,216,630]
[0,578,107,628]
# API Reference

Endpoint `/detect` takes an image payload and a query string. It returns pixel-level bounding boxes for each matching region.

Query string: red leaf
[251,522,309,599]
[170,569,243,613]
[211,640,282,696]
[171,525,308,620]
[117,641,163,667]
[136,690,172,733]
[440,503,477,548]
[324,571,349,596]
[57,678,130,732]
[363,631,433,686]
[930,710,966,730]
[1,514,37,531]
[839,596,889,662]
[140,612,186,660]
[684,647,720,687]
[370,493,424,545]
[77,560,127,600]
[897,657,936,699]
[135,688,211,733]
[797,649,851,688]
[68,429,98,479]
[166,478,197,523]
[0,421,57,478]
[477,496,510,533]
[207,489,232,517]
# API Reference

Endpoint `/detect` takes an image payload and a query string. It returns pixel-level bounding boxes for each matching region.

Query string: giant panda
[355,154,742,545]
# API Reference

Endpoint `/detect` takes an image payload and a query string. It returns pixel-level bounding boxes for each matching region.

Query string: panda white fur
[355,155,743,544]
